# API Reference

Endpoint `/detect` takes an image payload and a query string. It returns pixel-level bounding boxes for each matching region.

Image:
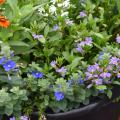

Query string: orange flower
[0,16,10,28]
[0,0,5,5]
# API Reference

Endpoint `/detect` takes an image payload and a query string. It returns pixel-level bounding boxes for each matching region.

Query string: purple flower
[50,60,57,68]
[0,57,6,65]
[117,73,120,78]
[38,35,43,39]
[32,34,43,39]
[32,34,39,39]
[106,65,113,71]
[116,36,120,43]
[100,72,111,79]
[79,41,85,46]
[32,71,43,79]
[10,117,16,120]
[85,72,93,79]
[93,78,103,85]
[53,25,59,31]
[85,37,93,46]
[76,46,84,53]
[54,91,64,101]
[86,64,102,79]
[3,60,16,72]
[20,116,28,120]
[93,74,98,78]
[93,63,101,71]
[56,67,67,76]
[87,65,96,73]
[80,11,87,17]
[109,57,119,65]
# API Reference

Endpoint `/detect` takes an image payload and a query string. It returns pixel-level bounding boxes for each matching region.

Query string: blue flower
[32,71,43,79]
[3,60,16,72]
[98,52,104,60]
[78,77,84,84]
[67,79,73,87]
[54,91,64,101]
[99,90,104,93]
[0,57,6,65]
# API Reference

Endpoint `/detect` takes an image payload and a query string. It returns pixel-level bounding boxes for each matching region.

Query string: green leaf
[20,4,33,19]
[44,25,49,37]
[70,57,81,70]
[116,0,120,13]
[113,81,120,85]
[56,100,67,111]
[38,37,46,44]
[38,79,50,91]
[94,32,104,39]
[96,85,107,90]
[7,0,18,12]
[83,99,89,105]
[8,41,31,54]
[107,90,112,99]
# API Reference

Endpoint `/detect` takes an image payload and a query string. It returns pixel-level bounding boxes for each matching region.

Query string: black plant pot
[45,85,120,120]
[45,100,120,120]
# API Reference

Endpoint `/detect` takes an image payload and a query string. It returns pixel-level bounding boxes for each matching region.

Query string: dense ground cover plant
[0,0,120,119]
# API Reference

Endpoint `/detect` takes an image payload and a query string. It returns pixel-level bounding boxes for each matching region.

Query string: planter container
[30,85,120,120]
[45,100,120,120]
[45,85,120,120]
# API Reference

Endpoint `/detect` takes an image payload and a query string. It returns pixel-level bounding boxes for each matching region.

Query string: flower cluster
[32,34,43,39]
[50,60,67,77]
[10,116,28,120]
[76,37,93,53]
[85,56,120,88]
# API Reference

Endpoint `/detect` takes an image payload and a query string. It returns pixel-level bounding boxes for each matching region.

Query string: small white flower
[38,7,45,13]
[57,3,63,7]
[66,19,73,26]
[61,12,68,17]
[62,0,70,8]
[49,5,57,14]
[51,0,57,4]
[43,13,48,17]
